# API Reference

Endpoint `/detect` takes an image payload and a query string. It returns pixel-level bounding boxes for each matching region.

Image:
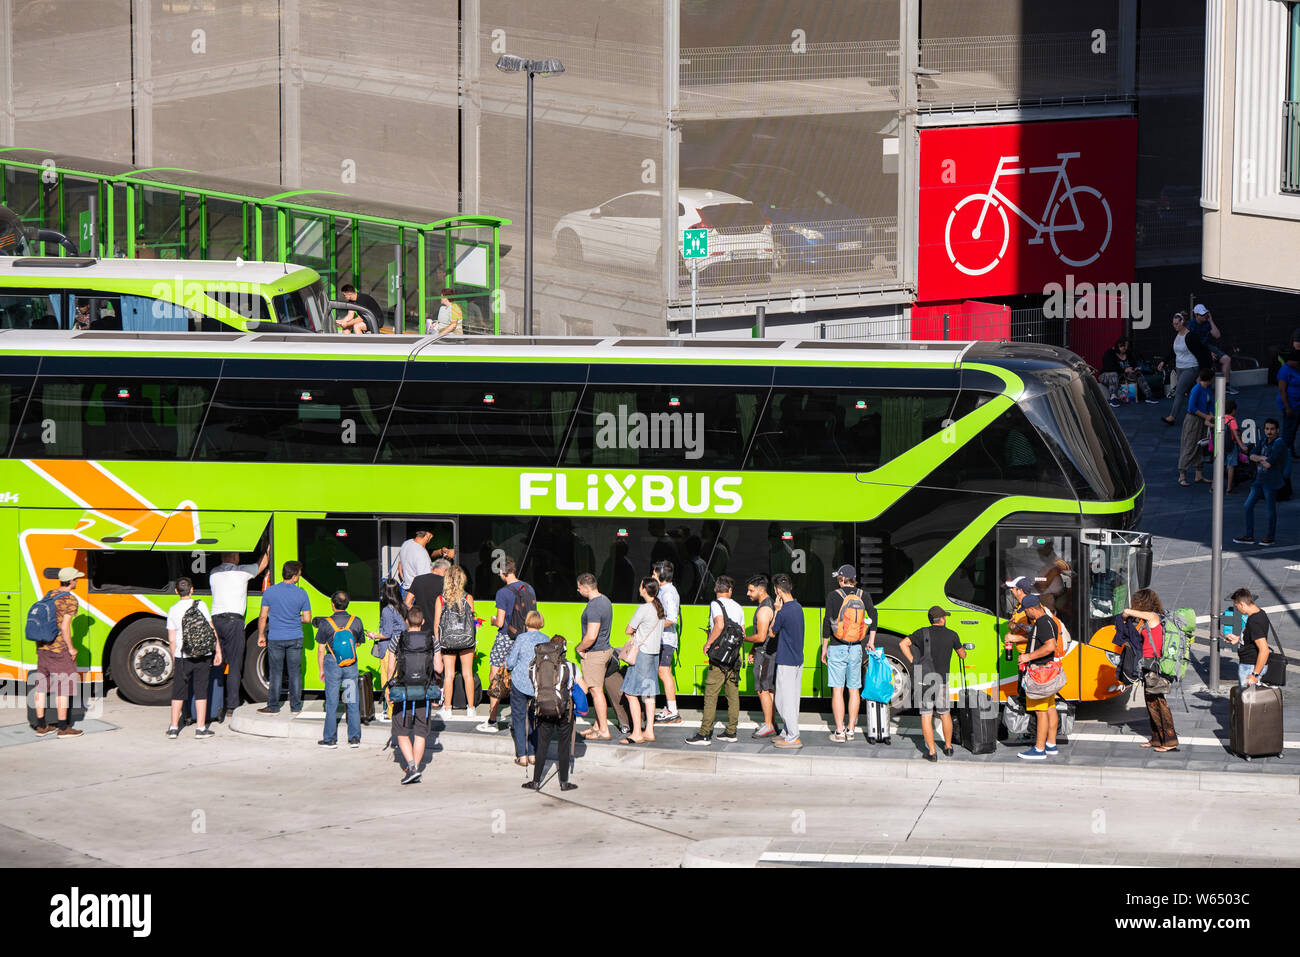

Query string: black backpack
[439,597,477,651]
[506,581,537,639]
[708,601,745,672]
[180,601,217,658]
[530,639,572,720]
[391,629,438,690]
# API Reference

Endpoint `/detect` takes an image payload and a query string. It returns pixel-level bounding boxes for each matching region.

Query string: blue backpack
[25,594,60,644]
[327,615,359,667]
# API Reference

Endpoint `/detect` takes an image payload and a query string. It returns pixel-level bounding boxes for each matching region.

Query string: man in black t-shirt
[1226,588,1273,687]
[337,283,384,333]
[406,559,450,624]
[900,605,964,760]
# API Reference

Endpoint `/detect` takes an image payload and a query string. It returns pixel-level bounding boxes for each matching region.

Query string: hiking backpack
[326,615,358,667]
[391,629,438,691]
[1156,608,1196,680]
[707,603,746,671]
[25,594,60,644]
[530,639,572,720]
[506,582,537,640]
[439,597,477,650]
[180,602,217,658]
[833,589,870,643]
[1117,639,1143,686]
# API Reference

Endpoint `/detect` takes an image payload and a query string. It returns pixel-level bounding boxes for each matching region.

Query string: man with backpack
[769,574,805,750]
[481,556,537,733]
[523,633,580,792]
[504,609,551,765]
[166,578,221,740]
[686,576,745,746]
[900,606,965,761]
[315,591,366,750]
[384,604,443,784]
[30,567,86,738]
[256,562,312,715]
[822,565,876,742]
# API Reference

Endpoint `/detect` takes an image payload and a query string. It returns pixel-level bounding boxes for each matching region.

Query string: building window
[1286,3,1300,193]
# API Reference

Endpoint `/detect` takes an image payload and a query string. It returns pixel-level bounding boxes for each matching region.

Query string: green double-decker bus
[0,331,1148,720]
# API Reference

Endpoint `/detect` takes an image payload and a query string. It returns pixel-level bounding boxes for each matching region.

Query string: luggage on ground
[1002,695,1030,738]
[863,698,889,742]
[952,658,997,754]
[451,672,483,709]
[1229,684,1284,759]
[358,671,375,723]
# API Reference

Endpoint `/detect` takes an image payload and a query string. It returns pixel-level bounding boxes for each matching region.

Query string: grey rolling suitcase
[864,699,889,742]
[1229,684,1283,760]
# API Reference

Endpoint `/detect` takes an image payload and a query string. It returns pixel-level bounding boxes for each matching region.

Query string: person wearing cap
[32,567,85,738]
[1188,303,1236,394]
[1004,576,1036,644]
[1010,594,1060,761]
[1276,349,1300,459]
[822,564,876,742]
[899,606,965,761]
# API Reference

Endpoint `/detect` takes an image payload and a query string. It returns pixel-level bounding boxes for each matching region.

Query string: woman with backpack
[433,565,477,722]
[618,578,665,744]
[1122,588,1179,753]
[367,578,407,718]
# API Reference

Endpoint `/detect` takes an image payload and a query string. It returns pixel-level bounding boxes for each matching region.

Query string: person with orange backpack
[822,565,877,743]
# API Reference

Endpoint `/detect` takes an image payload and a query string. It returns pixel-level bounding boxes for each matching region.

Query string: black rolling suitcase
[952,657,997,754]
[1229,684,1284,760]
[451,673,483,710]
[357,670,376,724]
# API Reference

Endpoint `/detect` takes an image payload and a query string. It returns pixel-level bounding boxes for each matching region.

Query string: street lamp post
[495,54,564,337]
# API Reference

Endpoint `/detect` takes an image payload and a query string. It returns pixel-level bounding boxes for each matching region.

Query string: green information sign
[78,211,93,254]
[683,227,708,259]
[386,262,399,308]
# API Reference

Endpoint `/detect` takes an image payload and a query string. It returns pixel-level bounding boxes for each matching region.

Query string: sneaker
[465,706,477,720]
[400,767,421,785]
[1227,386,1239,396]
[1045,744,1059,756]
[772,738,803,749]
[1018,747,1047,761]
[845,729,856,741]
[34,724,55,737]
[256,707,279,715]
[752,724,776,739]
[166,727,180,739]
[716,732,738,743]
[1232,536,1256,545]
[438,708,453,722]
[1108,397,1120,408]
[1259,539,1274,547]
[1144,397,1160,405]
[475,720,499,733]
[318,739,338,750]
[57,727,83,738]
[685,732,712,746]
[657,711,682,725]
[348,739,361,749]
[194,727,215,739]
[829,730,847,743]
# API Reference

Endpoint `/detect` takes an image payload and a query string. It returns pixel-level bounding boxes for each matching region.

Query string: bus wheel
[108,619,174,706]
[242,639,269,703]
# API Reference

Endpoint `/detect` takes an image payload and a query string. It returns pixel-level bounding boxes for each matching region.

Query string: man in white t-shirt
[687,576,744,745]
[209,550,268,722]
[652,561,683,725]
[166,577,221,739]
[394,530,452,592]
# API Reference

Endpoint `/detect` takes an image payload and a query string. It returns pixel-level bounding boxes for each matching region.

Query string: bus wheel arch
[241,622,269,703]
[106,616,173,706]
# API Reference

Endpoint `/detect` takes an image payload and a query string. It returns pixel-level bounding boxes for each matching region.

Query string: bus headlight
[1104,650,1121,667]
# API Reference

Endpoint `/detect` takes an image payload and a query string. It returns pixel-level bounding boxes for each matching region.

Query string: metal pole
[524,69,535,337]
[690,260,698,338]
[393,243,403,334]
[1209,371,1226,693]
[754,304,765,338]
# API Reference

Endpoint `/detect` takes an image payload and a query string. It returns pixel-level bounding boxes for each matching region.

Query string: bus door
[379,518,457,585]
[996,529,1080,700]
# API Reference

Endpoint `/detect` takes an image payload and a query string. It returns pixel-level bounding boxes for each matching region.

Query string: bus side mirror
[1135,542,1153,589]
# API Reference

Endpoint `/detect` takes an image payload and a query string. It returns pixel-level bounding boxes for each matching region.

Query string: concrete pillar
[461,0,480,213]
[131,0,153,165]
[280,0,301,188]
[1118,0,1137,98]
[0,0,13,144]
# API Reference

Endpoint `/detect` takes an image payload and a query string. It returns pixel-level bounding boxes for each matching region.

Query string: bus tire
[242,637,270,703]
[108,618,174,706]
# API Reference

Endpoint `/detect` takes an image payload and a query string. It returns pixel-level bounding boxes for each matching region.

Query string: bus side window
[0,288,60,329]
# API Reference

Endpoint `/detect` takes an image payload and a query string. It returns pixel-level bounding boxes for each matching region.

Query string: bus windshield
[272,281,325,332]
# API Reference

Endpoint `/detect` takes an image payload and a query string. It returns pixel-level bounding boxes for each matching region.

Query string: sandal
[1195,476,1211,484]
[1154,745,1180,753]
[514,756,528,767]
[619,737,642,745]
[1178,479,1190,487]
[1139,741,1156,748]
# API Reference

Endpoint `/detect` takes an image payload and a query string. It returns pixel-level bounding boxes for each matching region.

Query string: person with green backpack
[1121,588,1180,753]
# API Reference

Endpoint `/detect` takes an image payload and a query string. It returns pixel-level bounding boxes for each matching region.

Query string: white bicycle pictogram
[943,151,1113,276]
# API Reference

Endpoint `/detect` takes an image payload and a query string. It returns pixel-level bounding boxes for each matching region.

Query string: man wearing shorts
[900,606,964,761]
[575,573,613,740]
[745,575,779,739]
[823,565,876,742]
[32,568,85,738]
[1011,594,1059,761]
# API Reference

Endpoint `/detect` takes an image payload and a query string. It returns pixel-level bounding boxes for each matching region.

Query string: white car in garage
[552,188,773,281]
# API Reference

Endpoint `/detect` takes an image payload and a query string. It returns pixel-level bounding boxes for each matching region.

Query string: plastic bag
[860,647,895,703]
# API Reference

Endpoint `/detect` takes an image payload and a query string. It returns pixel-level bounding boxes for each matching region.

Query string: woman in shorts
[433,565,478,720]
[618,578,665,744]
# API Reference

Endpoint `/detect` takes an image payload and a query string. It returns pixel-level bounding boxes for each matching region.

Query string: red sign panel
[918,119,1136,301]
